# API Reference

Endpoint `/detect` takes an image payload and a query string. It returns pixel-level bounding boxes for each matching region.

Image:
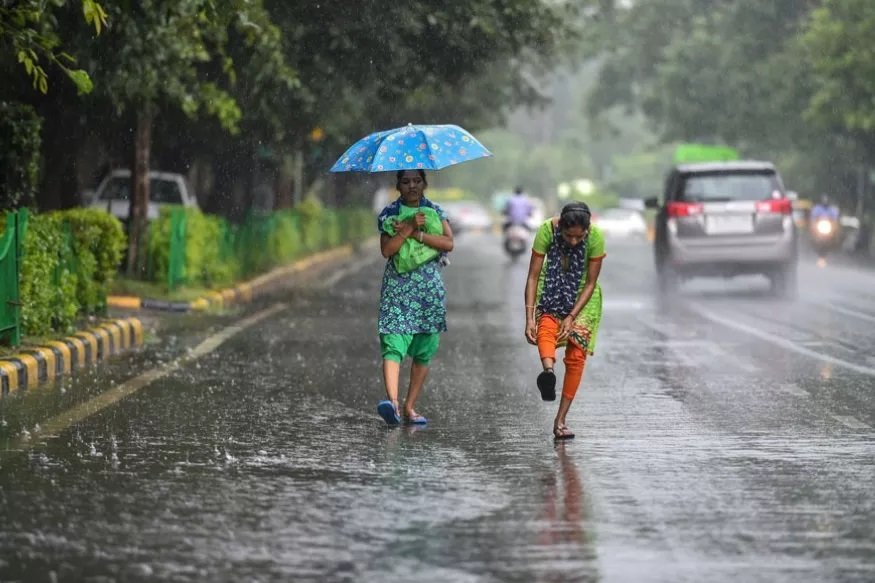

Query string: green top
[532,219,606,354]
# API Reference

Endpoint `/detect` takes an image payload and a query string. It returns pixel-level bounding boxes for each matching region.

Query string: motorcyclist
[503,186,534,232]
[810,194,839,221]
[809,194,841,264]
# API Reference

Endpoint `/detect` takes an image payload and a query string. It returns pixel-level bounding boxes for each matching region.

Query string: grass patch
[109,277,213,302]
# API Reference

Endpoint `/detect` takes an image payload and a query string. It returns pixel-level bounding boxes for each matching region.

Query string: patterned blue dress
[377,198,448,334]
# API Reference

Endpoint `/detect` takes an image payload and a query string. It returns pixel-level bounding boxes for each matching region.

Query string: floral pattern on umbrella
[330,123,493,173]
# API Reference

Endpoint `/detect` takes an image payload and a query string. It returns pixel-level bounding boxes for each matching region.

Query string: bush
[17,209,123,336]
[149,206,238,288]
[187,210,237,287]
[20,214,76,335]
[58,208,126,313]
[296,197,323,251]
[146,201,372,290]
[266,211,304,266]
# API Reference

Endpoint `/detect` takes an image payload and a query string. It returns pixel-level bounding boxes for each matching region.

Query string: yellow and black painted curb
[107,245,357,313]
[0,318,144,398]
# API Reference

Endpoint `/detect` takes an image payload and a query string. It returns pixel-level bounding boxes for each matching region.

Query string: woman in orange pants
[524,202,605,439]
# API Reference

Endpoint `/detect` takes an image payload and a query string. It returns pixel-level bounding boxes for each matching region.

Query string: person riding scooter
[503,186,534,232]
[809,194,841,261]
[503,186,534,260]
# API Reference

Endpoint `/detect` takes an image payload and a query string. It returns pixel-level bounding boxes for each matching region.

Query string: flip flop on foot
[553,425,575,440]
[377,400,400,426]
[402,412,427,425]
[537,369,556,401]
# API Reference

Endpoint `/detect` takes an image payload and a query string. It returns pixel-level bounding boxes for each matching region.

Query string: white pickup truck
[87,169,199,222]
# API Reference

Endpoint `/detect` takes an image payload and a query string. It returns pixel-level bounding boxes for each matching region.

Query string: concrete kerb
[0,318,144,398]
[107,244,358,314]
[1,242,371,398]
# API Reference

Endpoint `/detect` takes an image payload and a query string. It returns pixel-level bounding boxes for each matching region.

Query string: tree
[0,0,105,94]
[262,0,575,204]
[802,0,875,144]
[88,0,295,275]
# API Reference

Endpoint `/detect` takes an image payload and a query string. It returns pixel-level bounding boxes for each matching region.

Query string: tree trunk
[126,109,153,277]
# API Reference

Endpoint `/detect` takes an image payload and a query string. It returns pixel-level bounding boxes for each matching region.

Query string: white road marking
[690,304,875,378]
[831,415,872,430]
[805,301,875,322]
[1,302,288,458]
[820,303,875,324]
[320,259,372,288]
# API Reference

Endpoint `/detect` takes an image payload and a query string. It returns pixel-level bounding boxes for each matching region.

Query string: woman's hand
[525,317,538,345]
[557,315,574,341]
[394,218,416,238]
[412,212,426,229]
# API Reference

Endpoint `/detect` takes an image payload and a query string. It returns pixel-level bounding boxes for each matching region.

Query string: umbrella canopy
[330,123,493,173]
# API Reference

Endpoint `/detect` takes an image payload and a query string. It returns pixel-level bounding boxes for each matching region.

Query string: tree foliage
[802,0,875,137]
[0,101,41,210]
[581,0,875,207]
[0,0,105,94]
[0,1,577,221]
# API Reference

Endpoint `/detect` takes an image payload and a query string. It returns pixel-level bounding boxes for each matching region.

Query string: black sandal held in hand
[537,369,556,401]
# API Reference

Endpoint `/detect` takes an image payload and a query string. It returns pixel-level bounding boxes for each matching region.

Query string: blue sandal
[377,400,400,426]
[403,413,427,425]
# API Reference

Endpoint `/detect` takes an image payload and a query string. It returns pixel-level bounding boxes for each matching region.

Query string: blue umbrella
[330,123,493,173]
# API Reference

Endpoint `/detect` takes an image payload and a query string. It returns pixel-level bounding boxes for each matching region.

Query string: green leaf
[67,69,94,95]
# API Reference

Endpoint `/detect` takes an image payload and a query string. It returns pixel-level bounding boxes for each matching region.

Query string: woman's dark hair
[558,202,591,230]
[396,169,428,190]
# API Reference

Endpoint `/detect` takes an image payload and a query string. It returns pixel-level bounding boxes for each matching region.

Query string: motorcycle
[504,224,530,261]
[810,217,840,260]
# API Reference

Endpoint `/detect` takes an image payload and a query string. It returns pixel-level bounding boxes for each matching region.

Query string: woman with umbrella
[331,123,492,425]
[373,169,454,425]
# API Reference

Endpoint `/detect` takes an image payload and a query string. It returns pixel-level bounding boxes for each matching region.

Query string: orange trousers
[537,314,587,401]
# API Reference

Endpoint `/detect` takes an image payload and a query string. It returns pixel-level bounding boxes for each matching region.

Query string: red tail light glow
[755,199,792,214]
[667,202,704,217]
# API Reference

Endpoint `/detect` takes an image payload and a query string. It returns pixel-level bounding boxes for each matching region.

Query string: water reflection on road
[0,233,873,581]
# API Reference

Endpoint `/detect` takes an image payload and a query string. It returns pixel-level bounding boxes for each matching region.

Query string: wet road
[1,233,874,582]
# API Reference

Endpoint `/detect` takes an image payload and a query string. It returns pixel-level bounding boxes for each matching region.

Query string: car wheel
[657,265,679,295]
[770,264,798,299]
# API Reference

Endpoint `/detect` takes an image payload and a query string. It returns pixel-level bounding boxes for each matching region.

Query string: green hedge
[147,203,374,289]
[148,207,238,289]
[61,208,127,314]
[19,209,125,336]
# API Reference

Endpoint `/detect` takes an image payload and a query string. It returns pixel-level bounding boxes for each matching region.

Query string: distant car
[87,169,199,222]
[645,161,798,297]
[596,208,647,238]
[442,201,493,233]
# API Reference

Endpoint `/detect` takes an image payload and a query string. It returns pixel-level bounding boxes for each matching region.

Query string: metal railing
[0,210,28,346]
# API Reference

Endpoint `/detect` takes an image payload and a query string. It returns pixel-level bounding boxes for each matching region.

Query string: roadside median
[107,244,357,313]
[0,317,143,397]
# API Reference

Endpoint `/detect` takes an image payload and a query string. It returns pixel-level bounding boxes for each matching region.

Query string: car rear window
[150,180,183,204]
[100,177,130,201]
[679,171,780,202]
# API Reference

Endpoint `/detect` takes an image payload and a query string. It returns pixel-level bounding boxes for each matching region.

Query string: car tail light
[667,202,704,217]
[755,199,792,214]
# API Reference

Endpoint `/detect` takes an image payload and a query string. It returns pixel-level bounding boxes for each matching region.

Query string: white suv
[88,169,199,222]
